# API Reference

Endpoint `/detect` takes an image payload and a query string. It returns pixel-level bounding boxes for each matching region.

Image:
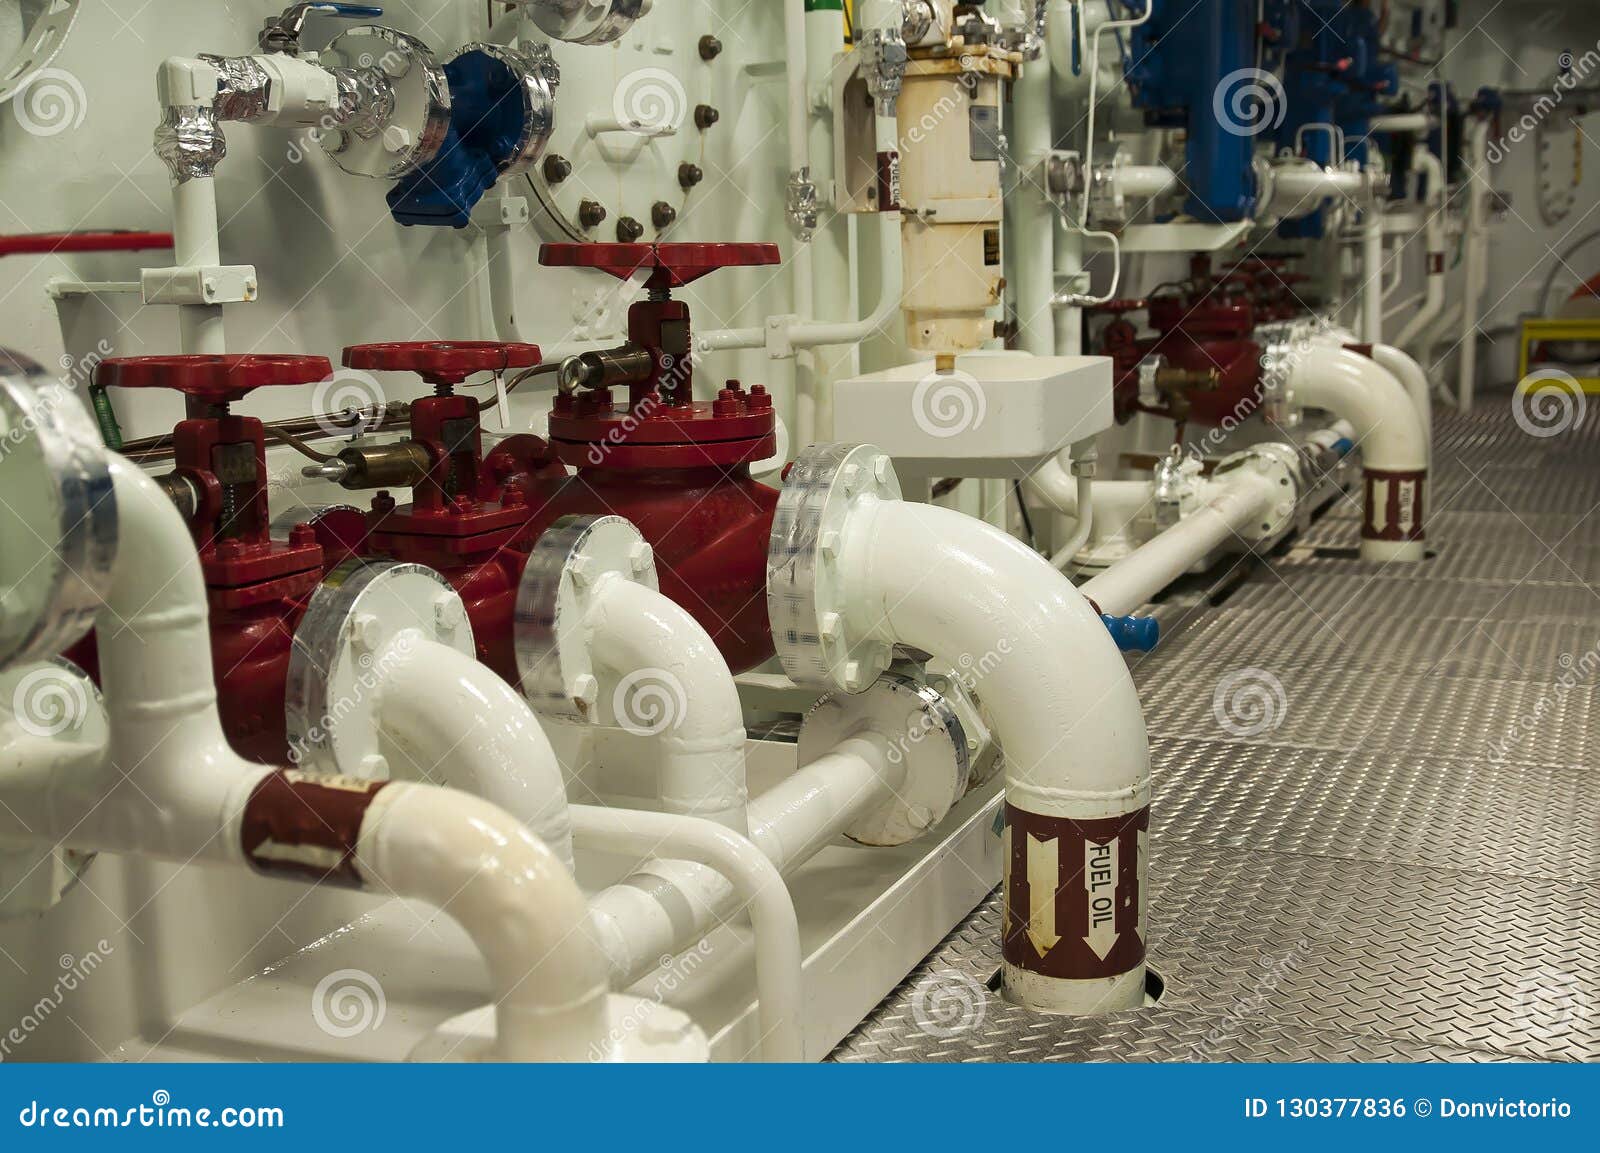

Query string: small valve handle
[539,242,781,291]
[95,354,334,404]
[342,341,542,386]
[261,3,384,54]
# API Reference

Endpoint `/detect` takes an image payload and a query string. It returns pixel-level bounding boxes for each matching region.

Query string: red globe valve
[342,341,541,388]
[96,353,333,408]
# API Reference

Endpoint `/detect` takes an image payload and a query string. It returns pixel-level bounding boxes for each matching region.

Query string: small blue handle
[1333,437,1355,457]
[1102,614,1160,653]
[314,4,384,17]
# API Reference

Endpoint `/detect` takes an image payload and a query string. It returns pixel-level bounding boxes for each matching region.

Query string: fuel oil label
[1002,803,1148,980]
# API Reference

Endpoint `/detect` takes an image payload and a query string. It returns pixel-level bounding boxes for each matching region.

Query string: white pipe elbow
[376,636,574,867]
[585,577,747,828]
[836,498,1150,1013]
[1290,347,1428,561]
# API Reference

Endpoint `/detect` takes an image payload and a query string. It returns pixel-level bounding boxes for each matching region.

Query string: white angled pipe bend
[1368,343,1432,467]
[374,635,575,867]
[837,499,1151,1014]
[585,575,747,829]
[572,804,805,1062]
[1290,347,1428,562]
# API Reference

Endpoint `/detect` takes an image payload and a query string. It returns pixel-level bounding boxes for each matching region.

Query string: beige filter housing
[898,48,1015,353]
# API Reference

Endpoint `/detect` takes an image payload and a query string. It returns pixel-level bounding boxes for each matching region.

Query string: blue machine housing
[1124,0,1264,223]
[388,48,535,228]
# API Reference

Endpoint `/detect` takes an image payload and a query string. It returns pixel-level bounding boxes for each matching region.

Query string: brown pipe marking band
[241,770,392,888]
[1362,467,1427,542]
[875,150,902,212]
[1002,802,1147,981]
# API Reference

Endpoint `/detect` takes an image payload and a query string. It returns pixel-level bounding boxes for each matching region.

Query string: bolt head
[382,125,413,153]
[627,542,654,573]
[571,673,599,708]
[350,612,383,652]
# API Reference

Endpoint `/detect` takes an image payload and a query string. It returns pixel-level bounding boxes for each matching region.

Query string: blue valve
[1102,614,1160,653]
[1333,436,1355,457]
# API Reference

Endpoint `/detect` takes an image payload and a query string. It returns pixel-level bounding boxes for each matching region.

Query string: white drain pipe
[838,500,1150,1014]
[1368,343,1432,466]
[1287,346,1428,561]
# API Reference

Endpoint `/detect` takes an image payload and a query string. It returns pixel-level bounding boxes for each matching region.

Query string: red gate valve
[537,243,781,467]
[95,353,333,605]
[336,340,544,541]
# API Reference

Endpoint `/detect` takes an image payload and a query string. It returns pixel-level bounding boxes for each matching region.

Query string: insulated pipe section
[1287,346,1428,562]
[769,445,1151,1015]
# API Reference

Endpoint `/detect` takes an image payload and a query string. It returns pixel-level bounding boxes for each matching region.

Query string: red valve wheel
[95,354,334,402]
[539,242,781,290]
[342,341,543,386]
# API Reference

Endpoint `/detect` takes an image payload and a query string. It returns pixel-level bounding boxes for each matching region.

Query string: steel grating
[833,388,1600,1063]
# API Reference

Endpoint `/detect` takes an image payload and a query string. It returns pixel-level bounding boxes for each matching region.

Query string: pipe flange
[0,658,102,919]
[1214,444,1300,543]
[514,514,658,723]
[516,0,652,45]
[0,356,117,671]
[286,558,473,776]
[768,443,901,694]
[446,42,558,176]
[319,26,451,179]
[798,673,970,847]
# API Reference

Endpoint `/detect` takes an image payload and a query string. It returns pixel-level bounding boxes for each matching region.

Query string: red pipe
[0,231,174,258]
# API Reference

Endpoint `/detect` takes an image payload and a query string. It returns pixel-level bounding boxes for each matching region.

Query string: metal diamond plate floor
[833,391,1600,1063]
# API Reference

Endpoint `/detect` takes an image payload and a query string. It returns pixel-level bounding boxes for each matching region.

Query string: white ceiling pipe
[835,498,1150,1014]
[585,733,895,987]
[1392,148,1448,356]
[374,635,575,867]
[1369,343,1432,468]
[572,804,804,1062]
[585,575,747,830]
[1077,468,1280,618]
[1289,346,1428,562]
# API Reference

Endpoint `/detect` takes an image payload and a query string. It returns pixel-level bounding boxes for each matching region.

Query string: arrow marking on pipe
[1026,833,1061,956]
[1397,478,1417,535]
[1084,836,1120,962]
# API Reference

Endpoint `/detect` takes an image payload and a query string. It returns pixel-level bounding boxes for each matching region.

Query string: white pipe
[1012,51,1055,358]
[585,576,747,829]
[1459,117,1490,412]
[1025,463,1153,548]
[572,805,804,1062]
[586,734,895,987]
[1290,346,1428,562]
[837,500,1150,1014]
[1114,164,1179,200]
[1269,163,1367,218]
[1078,470,1279,617]
[1369,343,1432,466]
[784,0,809,180]
[360,782,607,1062]
[1393,148,1447,353]
[1361,209,1385,344]
[173,177,225,355]
[375,635,575,866]
[1,460,608,1062]
[1048,474,1094,569]
[1370,113,1432,133]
